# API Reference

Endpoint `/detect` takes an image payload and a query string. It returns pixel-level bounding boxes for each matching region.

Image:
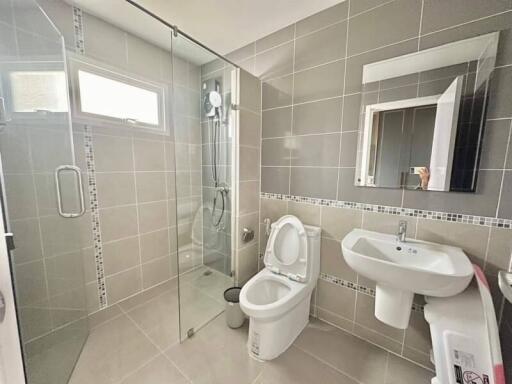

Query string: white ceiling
[68,0,345,63]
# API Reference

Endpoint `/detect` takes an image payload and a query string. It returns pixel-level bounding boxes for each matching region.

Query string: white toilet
[239,215,321,360]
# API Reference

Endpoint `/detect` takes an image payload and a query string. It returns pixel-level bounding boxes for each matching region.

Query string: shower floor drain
[203,270,213,276]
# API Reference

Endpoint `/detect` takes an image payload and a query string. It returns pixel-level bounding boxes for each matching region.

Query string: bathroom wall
[235,69,262,285]
[37,0,191,314]
[225,0,512,372]
[199,61,234,276]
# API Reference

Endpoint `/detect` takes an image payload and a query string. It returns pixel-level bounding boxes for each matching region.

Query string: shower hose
[208,115,228,229]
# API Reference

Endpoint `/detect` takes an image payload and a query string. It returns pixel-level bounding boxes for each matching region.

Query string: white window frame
[0,61,70,123]
[68,55,168,133]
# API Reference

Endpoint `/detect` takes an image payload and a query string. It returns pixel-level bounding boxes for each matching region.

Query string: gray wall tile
[294,22,347,71]
[295,2,348,37]
[262,107,292,138]
[262,75,293,109]
[255,25,295,53]
[240,68,262,112]
[261,167,290,194]
[479,119,511,170]
[291,134,340,167]
[293,98,342,135]
[261,138,291,166]
[349,0,391,17]
[498,171,512,219]
[419,12,512,52]
[294,60,345,103]
[339,131,358,167]
[239,110,262,146]
[254,42,294,80]
[487,66,512,119]
[347,0,422,56]
[421,0,511,34]
[290,167,338,199]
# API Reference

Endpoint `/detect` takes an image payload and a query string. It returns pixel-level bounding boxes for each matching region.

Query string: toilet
[239,215,321,360]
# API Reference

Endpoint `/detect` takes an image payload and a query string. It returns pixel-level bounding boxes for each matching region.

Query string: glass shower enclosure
[0,1,89,383]
[0,0,239,382]
[170,33,236,340]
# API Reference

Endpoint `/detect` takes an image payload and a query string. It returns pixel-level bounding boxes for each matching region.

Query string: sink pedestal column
[375,284,413,329]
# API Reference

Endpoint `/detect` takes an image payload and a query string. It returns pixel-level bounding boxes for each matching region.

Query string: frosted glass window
[78,70,160,126]
[10,71,68,112]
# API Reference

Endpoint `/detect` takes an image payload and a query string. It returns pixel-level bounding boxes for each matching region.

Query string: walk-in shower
[0,0,239,382]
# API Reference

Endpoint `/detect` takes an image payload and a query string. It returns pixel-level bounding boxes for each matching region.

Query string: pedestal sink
[341,229,474,329]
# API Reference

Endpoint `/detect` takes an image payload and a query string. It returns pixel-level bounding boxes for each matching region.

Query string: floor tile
[69,315,160,384]
[254,346,358,384]
[71,278,434,384]
[385,353,434,384]
[118,354,190,384]
[124,289,180,350]
[294,319,389,384]
[165,317,262,384]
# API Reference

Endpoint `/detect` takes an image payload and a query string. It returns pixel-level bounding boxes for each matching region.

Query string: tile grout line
[118,305,194,384]
[291,342,371,384]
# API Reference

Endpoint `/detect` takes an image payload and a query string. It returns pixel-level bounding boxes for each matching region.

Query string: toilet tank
[304,225,321,285]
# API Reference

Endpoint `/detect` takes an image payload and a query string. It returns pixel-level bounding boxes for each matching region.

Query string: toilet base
[246,293,311,361]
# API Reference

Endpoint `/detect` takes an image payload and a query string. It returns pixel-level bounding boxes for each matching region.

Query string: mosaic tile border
[84,126,107,308]
[320,273,424,313]
[261,192,512,229]
[72,6,85,55]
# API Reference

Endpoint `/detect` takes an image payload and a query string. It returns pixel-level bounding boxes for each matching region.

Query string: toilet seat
[264,215,309,282]
[240,269,309,319]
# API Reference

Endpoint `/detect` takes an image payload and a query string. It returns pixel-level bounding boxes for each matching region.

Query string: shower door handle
[54,165,86,218]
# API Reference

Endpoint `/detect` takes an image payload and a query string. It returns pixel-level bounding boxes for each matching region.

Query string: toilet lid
[264,215,309,282]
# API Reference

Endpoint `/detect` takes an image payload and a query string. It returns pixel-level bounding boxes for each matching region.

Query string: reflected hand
[418,167,430,190]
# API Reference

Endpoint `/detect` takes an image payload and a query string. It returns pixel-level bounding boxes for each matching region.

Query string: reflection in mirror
[355,32,500,192]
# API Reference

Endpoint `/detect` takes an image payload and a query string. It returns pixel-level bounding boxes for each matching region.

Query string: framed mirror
[354,32,500,192]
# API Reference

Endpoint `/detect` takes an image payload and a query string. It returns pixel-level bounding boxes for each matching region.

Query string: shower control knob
[242,228,255,243]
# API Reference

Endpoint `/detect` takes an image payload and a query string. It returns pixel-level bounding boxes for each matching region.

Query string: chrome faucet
[397,220,407,243]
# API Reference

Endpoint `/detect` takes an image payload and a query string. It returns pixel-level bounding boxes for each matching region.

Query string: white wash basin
[341,229,474,328]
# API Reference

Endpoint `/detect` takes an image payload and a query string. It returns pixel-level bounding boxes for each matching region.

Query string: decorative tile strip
[320,273,424,313]
[84,126,107,308]
[72,6,85,55]
[261,192,512,229]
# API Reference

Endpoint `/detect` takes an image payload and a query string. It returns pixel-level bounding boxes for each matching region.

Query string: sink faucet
[397,220,407,243]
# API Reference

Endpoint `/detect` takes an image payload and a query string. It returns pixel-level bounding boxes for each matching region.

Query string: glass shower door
[171,33,236,340]
[0,1,89,383]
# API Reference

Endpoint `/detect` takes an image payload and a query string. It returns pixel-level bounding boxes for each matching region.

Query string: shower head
[205,90,222,118]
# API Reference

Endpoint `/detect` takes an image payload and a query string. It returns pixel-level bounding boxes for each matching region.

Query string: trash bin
[224,287,244,329]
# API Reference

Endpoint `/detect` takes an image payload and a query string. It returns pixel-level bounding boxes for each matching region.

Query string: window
[71,59,166,131]
[9,71,68,113]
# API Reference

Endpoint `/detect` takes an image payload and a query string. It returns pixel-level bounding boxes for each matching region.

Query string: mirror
[354,32,500,192]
